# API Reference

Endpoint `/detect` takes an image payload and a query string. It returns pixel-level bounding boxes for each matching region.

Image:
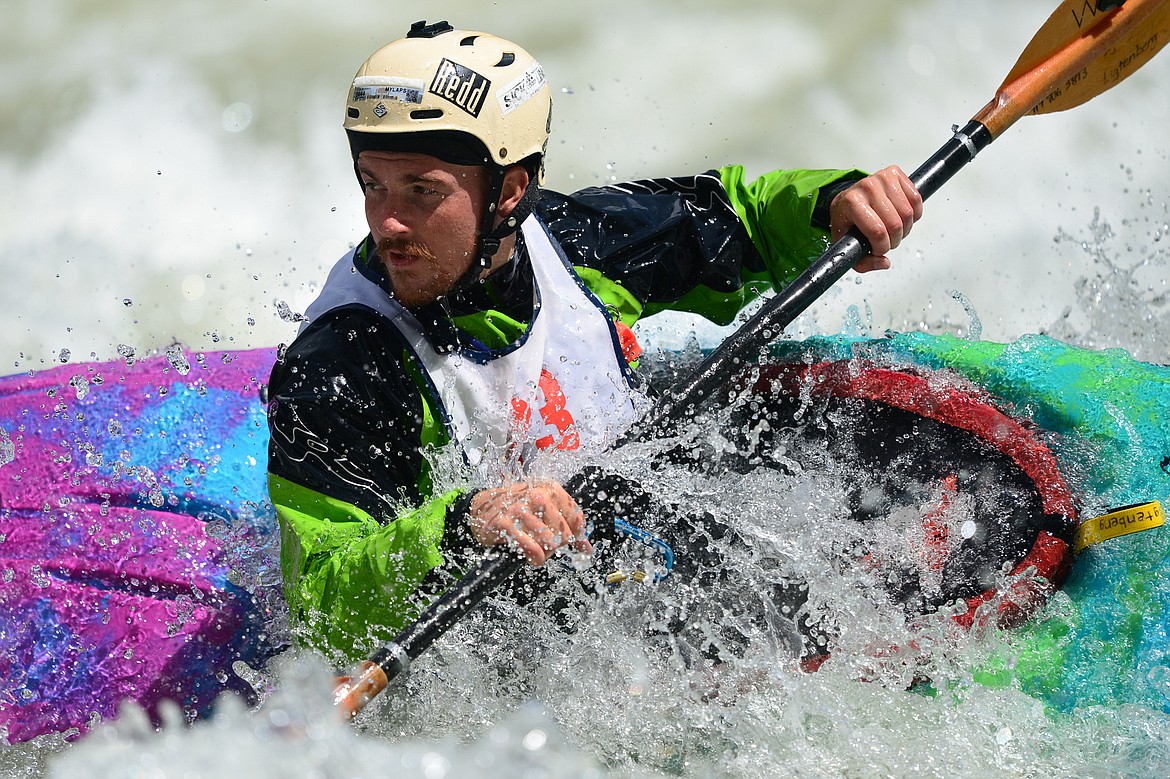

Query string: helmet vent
[495,53,516,67]
[410,109,444,120]
[347,107,359,119]
[459,35,479,46]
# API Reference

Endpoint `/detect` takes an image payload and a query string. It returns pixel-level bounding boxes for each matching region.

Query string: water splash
[274,300,308,324]
[949,290,983,340]
[1044,199,1170,363]
[48,654,608,779]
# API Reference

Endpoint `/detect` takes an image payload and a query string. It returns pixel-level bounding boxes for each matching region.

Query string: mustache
[375,237,436,263]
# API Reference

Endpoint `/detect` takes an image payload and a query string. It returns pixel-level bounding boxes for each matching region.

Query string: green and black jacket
[267,165,862,662]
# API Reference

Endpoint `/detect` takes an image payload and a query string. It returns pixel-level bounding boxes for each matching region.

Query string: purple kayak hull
[0,348,279,743]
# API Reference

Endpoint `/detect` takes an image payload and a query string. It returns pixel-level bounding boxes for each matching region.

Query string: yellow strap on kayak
[1074,500,1165,553]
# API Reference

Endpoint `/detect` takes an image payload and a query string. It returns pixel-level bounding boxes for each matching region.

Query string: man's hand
[468,481,593,566]
[829,166,923,273]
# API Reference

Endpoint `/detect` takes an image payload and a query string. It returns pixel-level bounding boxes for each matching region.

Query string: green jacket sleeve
[271,473,467,663]
[719,164,866,289]
[639,165,865,325]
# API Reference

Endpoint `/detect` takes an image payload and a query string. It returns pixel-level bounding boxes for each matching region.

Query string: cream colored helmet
[345,21,551,183]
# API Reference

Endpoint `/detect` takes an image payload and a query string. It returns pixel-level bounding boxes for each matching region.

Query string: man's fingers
[830,166,923,270]
[568,506,593,554]
[532,484,592,554]
[529,491,573,548]
[896,167,925,223]
[490,512,552,566]
[468,481,591,566]
[857,201,896,257]
[881,170,921,247]
[510,527,549,566]
[871,166,921,251]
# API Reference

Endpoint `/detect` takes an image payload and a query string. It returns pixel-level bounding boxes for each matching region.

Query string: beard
[376,237,474,310]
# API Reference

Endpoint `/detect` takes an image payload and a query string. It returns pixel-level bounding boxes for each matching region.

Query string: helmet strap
[451,167,541,294]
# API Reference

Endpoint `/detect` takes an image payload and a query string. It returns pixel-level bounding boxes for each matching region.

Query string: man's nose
[369,192,412,236]
[376,207,410,237]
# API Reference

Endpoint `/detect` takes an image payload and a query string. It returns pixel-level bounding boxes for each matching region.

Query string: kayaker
[267,20,922,662]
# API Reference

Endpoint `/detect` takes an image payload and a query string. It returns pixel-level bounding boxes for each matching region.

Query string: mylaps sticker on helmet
[497,63,546,116]
[351,76,426,105]
[429,58,490,118]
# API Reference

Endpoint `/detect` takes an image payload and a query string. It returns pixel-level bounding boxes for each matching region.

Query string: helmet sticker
[352,76,425,104]
[429,58,490,118]
[497,63,546,116]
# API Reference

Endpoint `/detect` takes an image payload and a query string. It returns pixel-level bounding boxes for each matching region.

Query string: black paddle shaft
[374,119,994,684]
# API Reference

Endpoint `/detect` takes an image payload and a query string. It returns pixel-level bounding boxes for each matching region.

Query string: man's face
[358,151,487,310]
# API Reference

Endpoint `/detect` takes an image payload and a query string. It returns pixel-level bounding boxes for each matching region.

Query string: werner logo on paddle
[1071,1,1113,29]
[429,59,490,118]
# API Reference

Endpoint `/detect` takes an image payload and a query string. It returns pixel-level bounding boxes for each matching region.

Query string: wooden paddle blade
[974,0,1169,137]
[1003,1,1130,85]
[1030,1,1170,114]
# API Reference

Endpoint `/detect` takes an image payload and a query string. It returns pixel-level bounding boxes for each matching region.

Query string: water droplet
[165,344,191,376]
[275,301,308,323]
[222,102,253,132]
[69,375,89,399]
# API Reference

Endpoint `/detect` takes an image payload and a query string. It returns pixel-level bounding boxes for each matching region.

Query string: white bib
[303,216,641,481]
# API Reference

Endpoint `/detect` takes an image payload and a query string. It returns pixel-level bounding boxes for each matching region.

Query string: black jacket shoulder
[536,172,764,306]
[267,304,436,517]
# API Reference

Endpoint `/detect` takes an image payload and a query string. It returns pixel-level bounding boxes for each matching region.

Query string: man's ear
[496,165,531,222]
